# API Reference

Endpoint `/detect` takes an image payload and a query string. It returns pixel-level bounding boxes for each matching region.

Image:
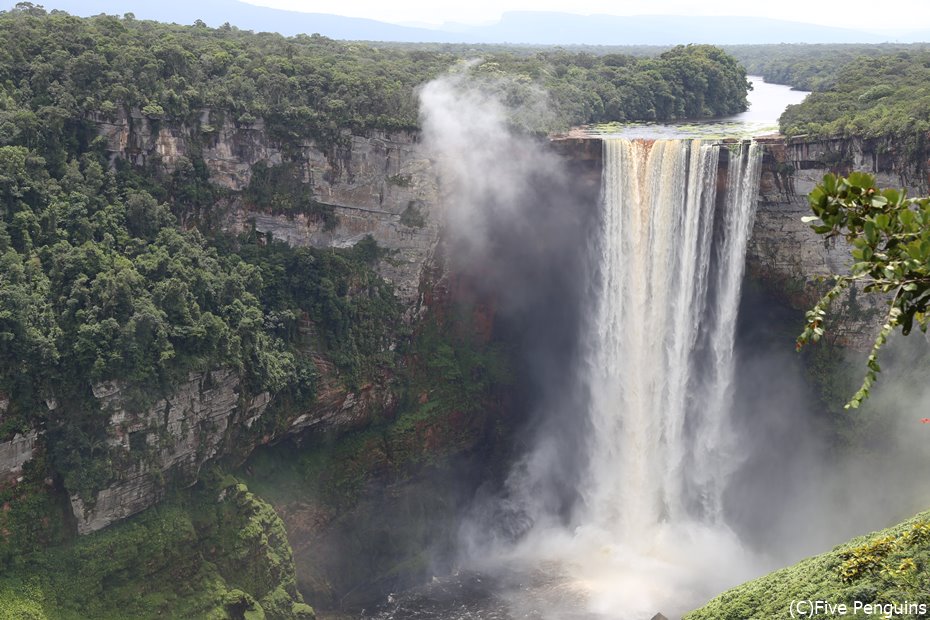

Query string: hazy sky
[240,0,930,31]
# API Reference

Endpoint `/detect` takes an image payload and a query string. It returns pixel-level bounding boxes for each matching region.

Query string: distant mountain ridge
[2,0,909,44]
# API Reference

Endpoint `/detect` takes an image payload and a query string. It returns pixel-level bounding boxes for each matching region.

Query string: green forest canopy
[777,50,930,144]
[724,43,930,92]
[0,4,750,143]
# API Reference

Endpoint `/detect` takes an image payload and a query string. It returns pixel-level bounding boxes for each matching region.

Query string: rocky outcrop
[94,108,442,307]
[93,108,281,187]
[68,369,261,534]
[784,135,929,194]
[238,138,441,306]
[69,336,396,534]
[748,136,919,348]
[0,395,37,484]
[0,431,37,484]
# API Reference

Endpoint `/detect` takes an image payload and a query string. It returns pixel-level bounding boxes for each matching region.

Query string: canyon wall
[94,107,443,306]
[7,116,910,533]
[751,135,928,348]
[13,109,447,533]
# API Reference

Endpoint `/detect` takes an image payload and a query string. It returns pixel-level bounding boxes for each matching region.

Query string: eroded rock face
[0,396,36,484]
[69,369,259,533]
[93,108,282,187]
[34,121,917,534]
[749,136,921,348]
[235,134,441,307]
[69,348,398,534]
[49,110,445,533]
[94,108,442,307]
[0,431,37,484]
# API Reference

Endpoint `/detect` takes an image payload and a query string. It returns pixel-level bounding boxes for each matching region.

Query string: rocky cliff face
[38,109,446,533]
[0,395,37,486]
[14,115,908,534]
[0,432,36,486]
[749,135,923,348]
[68,369,263,534]
[95,108,441,307]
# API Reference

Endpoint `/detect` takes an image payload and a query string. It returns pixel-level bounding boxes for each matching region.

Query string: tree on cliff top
[796,171,930,408]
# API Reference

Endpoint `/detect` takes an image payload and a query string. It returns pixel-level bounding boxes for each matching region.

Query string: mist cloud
[418,67,596,540]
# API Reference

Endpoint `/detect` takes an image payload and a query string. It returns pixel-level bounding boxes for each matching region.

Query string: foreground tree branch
[797,172,930,408]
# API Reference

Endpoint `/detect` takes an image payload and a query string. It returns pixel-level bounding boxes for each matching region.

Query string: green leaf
[882,189,900,204]
[864,220,877,244]
[847,171,875,189]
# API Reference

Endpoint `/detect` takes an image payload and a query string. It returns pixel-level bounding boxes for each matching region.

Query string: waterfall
[458,136,766,620]
[584,137,762,538]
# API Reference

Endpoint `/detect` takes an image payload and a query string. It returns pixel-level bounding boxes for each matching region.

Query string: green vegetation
[221,234,402,389]
[0,6,749,140]
[0,474,314,619]
[0,450,70,568]
[776,51,930,161]
[0,140,298,497]
[797,172,930,408]
[724,43,930,92]
[455,44,750,125]
[0,3,752,507]
[245,303,512,508]
[0,127,404,493]
[685,510,930,620]
[0,139,401,501]
[366,41,668,58]
[245,162,336,230]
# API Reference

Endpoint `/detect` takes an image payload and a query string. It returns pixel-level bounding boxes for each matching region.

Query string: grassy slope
[686,510,930,620]
[0,475,314,620]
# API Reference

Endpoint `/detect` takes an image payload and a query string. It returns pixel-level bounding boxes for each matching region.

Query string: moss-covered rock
[0,451,71,570]
[0,475,314,619]
[686,510,930,620]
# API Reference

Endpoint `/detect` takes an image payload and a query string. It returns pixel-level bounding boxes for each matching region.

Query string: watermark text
[789,600,928,618]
